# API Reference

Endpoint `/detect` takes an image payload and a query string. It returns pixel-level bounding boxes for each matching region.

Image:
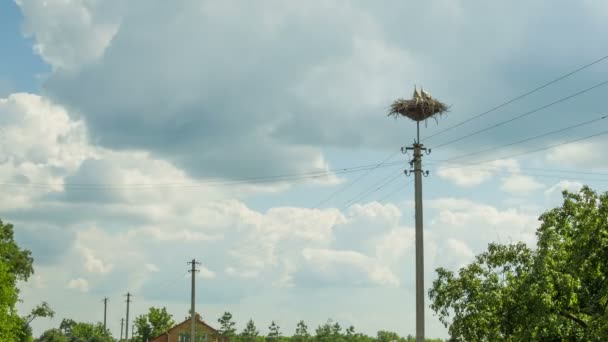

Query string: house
[149,313,225,342]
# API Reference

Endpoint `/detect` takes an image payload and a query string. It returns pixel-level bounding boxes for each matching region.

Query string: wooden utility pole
[188,259,201,342]
[120,318,124,341]
[125,293,131,340]
[102,297,108,331]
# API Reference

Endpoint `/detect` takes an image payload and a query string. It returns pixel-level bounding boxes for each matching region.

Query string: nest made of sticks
[388,87,448,122]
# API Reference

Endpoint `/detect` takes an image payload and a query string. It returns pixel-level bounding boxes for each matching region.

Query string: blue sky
[2,0,608,339]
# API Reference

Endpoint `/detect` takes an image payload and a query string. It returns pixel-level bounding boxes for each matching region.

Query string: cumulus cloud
[10,0,608,338]
[500,174,544,194]
[428,198,538,250]
[437,159,519,187]
[17,0,123,69]
[67,278,89,292]
[300,248,400,287]
[546,141,608,168]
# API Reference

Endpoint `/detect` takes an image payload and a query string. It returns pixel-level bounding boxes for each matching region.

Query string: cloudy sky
[2,0,608,339]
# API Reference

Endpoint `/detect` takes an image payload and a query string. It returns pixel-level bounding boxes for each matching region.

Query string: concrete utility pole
[404,121,430,342]
[125,293,132,340]
[188,259,201,342]
[120,318,124,341]
[388,86,447,342]
[102,297,108,331]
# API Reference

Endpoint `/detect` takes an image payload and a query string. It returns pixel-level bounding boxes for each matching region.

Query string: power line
[433,129,608,170]
[312,150,401,209]
[432,79,608,149]
[437,114,608,163]
[0,160,405,189]
[423,54,608,142]
[378,178,413,202]
[339,171,404,211]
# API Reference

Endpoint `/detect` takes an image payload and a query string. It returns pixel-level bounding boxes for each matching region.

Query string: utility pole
[389,86,446,342]
[125,293,131,341]
[404,121,430,342]
[188,259,201,342]
[102,297,108,331]
[120,318,124,341]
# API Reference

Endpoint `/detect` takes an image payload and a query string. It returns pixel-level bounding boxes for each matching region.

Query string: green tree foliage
[267,321,282,342]
[429,186,608,341]
[314,319,343,342]
[218,311,237,339]
[35,328,69,342]
[293,320,310,342]
[0,219,49,341]
[0,258,21,340]
[0,219,34,281]
[240,319,259,342]
[36,319,114,342]
[133,306,174,341]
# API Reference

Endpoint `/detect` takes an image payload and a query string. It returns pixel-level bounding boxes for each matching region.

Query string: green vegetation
[0,219,54,341]
[8,185,607,341]
[133,306,175,341]
[429,186,608,340]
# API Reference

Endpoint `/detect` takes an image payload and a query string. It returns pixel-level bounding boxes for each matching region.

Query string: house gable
[150,315,221,342]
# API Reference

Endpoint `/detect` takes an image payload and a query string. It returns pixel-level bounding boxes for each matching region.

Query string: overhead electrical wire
[0,159,405,189]
[423,54,608,142]
[339,171,404,211]
[436,114,608,163]
[432,79,608,149]
[432,129,608,171]
[311,150,400,209]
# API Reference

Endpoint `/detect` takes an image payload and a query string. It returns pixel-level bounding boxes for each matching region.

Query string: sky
[2,0,608,339]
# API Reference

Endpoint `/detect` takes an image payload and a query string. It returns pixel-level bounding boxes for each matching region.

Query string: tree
[0,219,40,341]
[314,319,343,342]
[133,314,152,342]
[0,258,21,340]
[240,319,259,342]
[0,219,34,281]
[35,329,69,342]
[38,319,113,342]
[67,321,113,342]
[218,311,237,340]
[293,320,310,342]
[376,331,401,342]
[132,306,174,341]
[429,186,608,340]
[267,321,281,342]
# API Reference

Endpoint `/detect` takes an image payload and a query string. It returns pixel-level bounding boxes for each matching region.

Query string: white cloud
[199,266,216,280]
[428,198,538,249]
[546,142,601,167]
[78,246,112,274]
[500,174,544,194]
[67,278,89,293]
[301,248,400,287]
[437,159,520,187]
[16,0,123,69]
[545,180,584,196]
[145,263,160,273]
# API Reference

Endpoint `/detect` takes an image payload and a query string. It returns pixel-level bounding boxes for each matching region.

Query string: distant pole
[125,293,132,340]
[102,297,108,331]
[188,259,201,342]
[120,318,124,340]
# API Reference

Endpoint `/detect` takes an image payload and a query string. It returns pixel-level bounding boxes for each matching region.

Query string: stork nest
[388,88,448,122]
